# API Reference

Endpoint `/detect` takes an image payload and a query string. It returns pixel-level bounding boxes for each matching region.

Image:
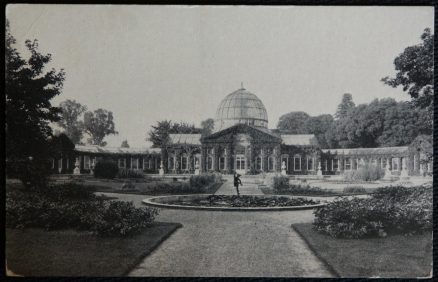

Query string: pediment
[202,124,281,144]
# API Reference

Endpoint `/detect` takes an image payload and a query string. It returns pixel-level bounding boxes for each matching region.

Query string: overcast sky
[6,5,434,147]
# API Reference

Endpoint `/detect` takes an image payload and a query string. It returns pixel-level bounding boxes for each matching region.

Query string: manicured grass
[6,222,182,276]
[292,223,432,278]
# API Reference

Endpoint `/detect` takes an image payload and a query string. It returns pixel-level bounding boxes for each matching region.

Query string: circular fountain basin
[142,194,326,211]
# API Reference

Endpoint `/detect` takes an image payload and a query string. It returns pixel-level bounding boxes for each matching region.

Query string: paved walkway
[214,177,264,195]
[98,187,333,277]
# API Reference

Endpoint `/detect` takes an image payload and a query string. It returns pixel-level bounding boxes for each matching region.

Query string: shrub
[343,163,384,182]
[94,160,119,179]
[117,168,144,179]
[189,173,218,189]
[313,185,432,238]
[342,186,366,194]
[6,184,158,237]
[91,201,158,236]
[272,176,289,190]
[6,158,52,189]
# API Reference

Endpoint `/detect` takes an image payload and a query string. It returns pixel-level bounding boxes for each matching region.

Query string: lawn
[292,223,432,278]
[6,222,182,276]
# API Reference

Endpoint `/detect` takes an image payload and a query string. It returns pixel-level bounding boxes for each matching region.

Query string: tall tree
[83,109,118,146]
[121,139,130,148]
[201,118,215,137]
[57,99,87,144]
[277,111,311,134]
[335,93,355,119]
[305,114,334,148]
[148,120,201,148]
[5,21,65,187]
[382,28,433,128]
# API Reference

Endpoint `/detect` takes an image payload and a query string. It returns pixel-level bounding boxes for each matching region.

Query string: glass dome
[214,88,268,132]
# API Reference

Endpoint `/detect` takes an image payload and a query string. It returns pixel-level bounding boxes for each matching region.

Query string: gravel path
[98,191,333,277]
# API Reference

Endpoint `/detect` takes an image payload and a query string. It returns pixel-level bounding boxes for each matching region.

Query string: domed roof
[214,87,268,132]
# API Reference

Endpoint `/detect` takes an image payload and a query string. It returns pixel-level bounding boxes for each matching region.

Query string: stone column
[336,159,341,174]
[383,158,392,181]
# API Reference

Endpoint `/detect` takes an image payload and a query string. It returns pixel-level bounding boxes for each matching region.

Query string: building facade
[49,87,431,177]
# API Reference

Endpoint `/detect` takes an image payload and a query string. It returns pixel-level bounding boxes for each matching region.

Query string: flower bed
[6,183,158,237]
[313,184,432,238]
[167,195,320,208]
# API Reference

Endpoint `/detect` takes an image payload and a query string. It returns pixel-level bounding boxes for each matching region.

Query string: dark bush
[94,160,119,179]
[91,201,158,236]
[342,186,367,194]
[6,158,52,189]
[313,185,432,238]
[272,179,335,196]
[117,168,144,179]
[189,173,218,189]
[272,176,289,190]
[6,185,158,237]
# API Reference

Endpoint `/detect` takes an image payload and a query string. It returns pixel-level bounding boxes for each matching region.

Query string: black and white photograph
[5,4,434,278]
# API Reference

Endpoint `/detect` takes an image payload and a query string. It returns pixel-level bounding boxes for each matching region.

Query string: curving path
[98,183,333,277]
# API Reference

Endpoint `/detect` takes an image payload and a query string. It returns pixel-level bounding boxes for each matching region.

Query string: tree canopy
[335,93,355,119]
[57,99,87,144]
[148,120,201,148]
[5,21,65,187]
[201,118,215,137]
[121,139,130,148]
[277,112,311,134]
[83,109,118,146]
[382,28,433,127]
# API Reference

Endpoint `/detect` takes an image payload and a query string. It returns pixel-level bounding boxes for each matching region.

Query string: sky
[6,5,434,147]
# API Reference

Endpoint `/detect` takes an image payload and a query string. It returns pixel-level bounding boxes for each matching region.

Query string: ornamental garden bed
[165,195,320,208]
[293,223,432,278]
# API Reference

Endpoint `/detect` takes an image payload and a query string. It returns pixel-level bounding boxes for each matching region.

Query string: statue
[400,158,409,179]
[159,160,164,176]
[194,160,200,175]
[383,158,392,181]
[281,161,287,175]
[73,158,81,175]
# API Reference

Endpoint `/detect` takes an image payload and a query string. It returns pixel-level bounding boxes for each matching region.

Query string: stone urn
[316,161,323,177]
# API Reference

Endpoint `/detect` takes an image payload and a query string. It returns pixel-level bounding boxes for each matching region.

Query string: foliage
[148,120,202,148]
[170,195,320,207]
[6,183,158,236]
[57,99,87,144]
[83,109,118,146]
[117,168,144,179]
[382,28,433,127]
[335,93,355,119]
[272,176,289,190]
[273,182,336,195]
[6,158,52,190]
[189,173,221,189]
[120,139,130,148]
[91,201,158,236]
[343,164,384,182]
[201,118,215,137]
[94,160,119,179]
[5,21,65,188]
[277,111,311,134]
[276,112,333,148]
[326,98,431,148]
[313,185,432,238]
[342,186,366,194]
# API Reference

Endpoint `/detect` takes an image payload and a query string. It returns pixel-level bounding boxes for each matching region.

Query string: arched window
[207,156,213,170]
[181,155,188,170]
[268,156,275,171]
[294,155,301,171]
[256,157,262,170]
[281,155,289,171]
[219,157,225,170]
[307,157,314,171]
